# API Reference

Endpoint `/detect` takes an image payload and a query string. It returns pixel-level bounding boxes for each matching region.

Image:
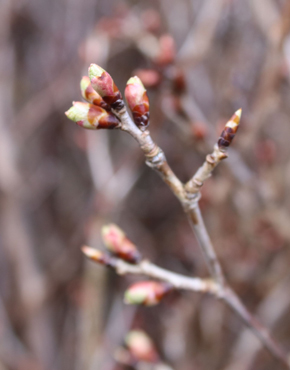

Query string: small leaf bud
[81,246,112,266]
[65,101,120,129]
[80,76,110,110]
[88,64,124,111]
[102,224,142,264]
[124,281,173,306]
[218,109,242,151]
[125,76,150,130]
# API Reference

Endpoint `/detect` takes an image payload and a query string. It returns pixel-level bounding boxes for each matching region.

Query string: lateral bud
[125,330,159,363]
[124,281,173,306]
[80,76,110,110]
[88,64,124,111]
[125,76,150,130]
[65,101,120,129]
[81,246,112,266]
[102,224,142,264]
[218,109,242,151]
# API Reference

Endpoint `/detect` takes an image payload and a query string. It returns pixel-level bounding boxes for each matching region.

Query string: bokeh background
[1,0,290,369]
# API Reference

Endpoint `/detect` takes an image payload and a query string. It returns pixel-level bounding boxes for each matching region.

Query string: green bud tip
[80,76,90,92]
[124,287,147,305]
[65,102,89,122]
[88,64,106,80]
[127,76,144,87]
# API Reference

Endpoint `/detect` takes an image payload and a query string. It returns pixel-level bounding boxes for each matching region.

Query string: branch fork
[66,65,290,368]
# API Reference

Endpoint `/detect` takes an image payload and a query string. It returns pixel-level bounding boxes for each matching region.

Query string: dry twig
[66,65,290,368]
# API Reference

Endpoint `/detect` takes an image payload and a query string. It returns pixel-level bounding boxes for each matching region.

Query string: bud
[217,109,242,151]
[65,101,120,129]
[88,64,124,111]
[125,76,150,130]
[124,281,173,306]
[125,330,159,363]
[81,246,111,265]
[102,224,142,264]
[80,76,110,110]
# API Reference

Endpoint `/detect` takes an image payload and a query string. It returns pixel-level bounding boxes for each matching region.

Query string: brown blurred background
[1,0,290,369]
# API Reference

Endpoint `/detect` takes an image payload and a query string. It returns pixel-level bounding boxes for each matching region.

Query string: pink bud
[102,224,142,264]
[80,76,110,110]
[124,281,173,306]
[125,76,150,130]
[65,102,120,129]
[88,64,124,111]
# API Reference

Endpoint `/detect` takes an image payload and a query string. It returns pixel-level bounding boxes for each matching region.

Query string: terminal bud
[88,64,124,111]
[125,76,150,130]
[218,109,242,151]
[81,246,112,266]
[102,224,142,264]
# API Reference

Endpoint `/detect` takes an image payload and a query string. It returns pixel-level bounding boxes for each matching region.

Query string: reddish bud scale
[218,109,241,151]
[102,224,142,264]
[89,64,124,111]
[87,105,119,129]
[125,77,150,130]
[80,76,110,110]
[124,281,173,306]
[65,102,120,130]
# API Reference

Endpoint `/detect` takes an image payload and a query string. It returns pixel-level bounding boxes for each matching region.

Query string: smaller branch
[185,202,225,286]
[115,107,185,202]
[114,259,220,295]
[184,144,227,194]
[185,109,241,195]
[82,246,220,296]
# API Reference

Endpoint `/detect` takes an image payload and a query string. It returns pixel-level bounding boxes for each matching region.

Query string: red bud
[125,76,150,130]
[65,102,120,130]
[80,76,110,110]
[102,224,142,264]
[88,64,124,111]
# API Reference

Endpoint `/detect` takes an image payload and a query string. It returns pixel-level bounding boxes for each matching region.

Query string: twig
[111,103,290,368]
[67,67,290,368]
[113,258,220,295]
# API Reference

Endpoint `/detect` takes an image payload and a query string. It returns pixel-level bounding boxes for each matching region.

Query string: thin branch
[185,202,225,285]
[113,258,220,295]
[69,67,289,367]
[111,104,290,368]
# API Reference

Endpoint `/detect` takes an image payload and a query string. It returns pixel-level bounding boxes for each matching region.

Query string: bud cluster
[65,64,152,132]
